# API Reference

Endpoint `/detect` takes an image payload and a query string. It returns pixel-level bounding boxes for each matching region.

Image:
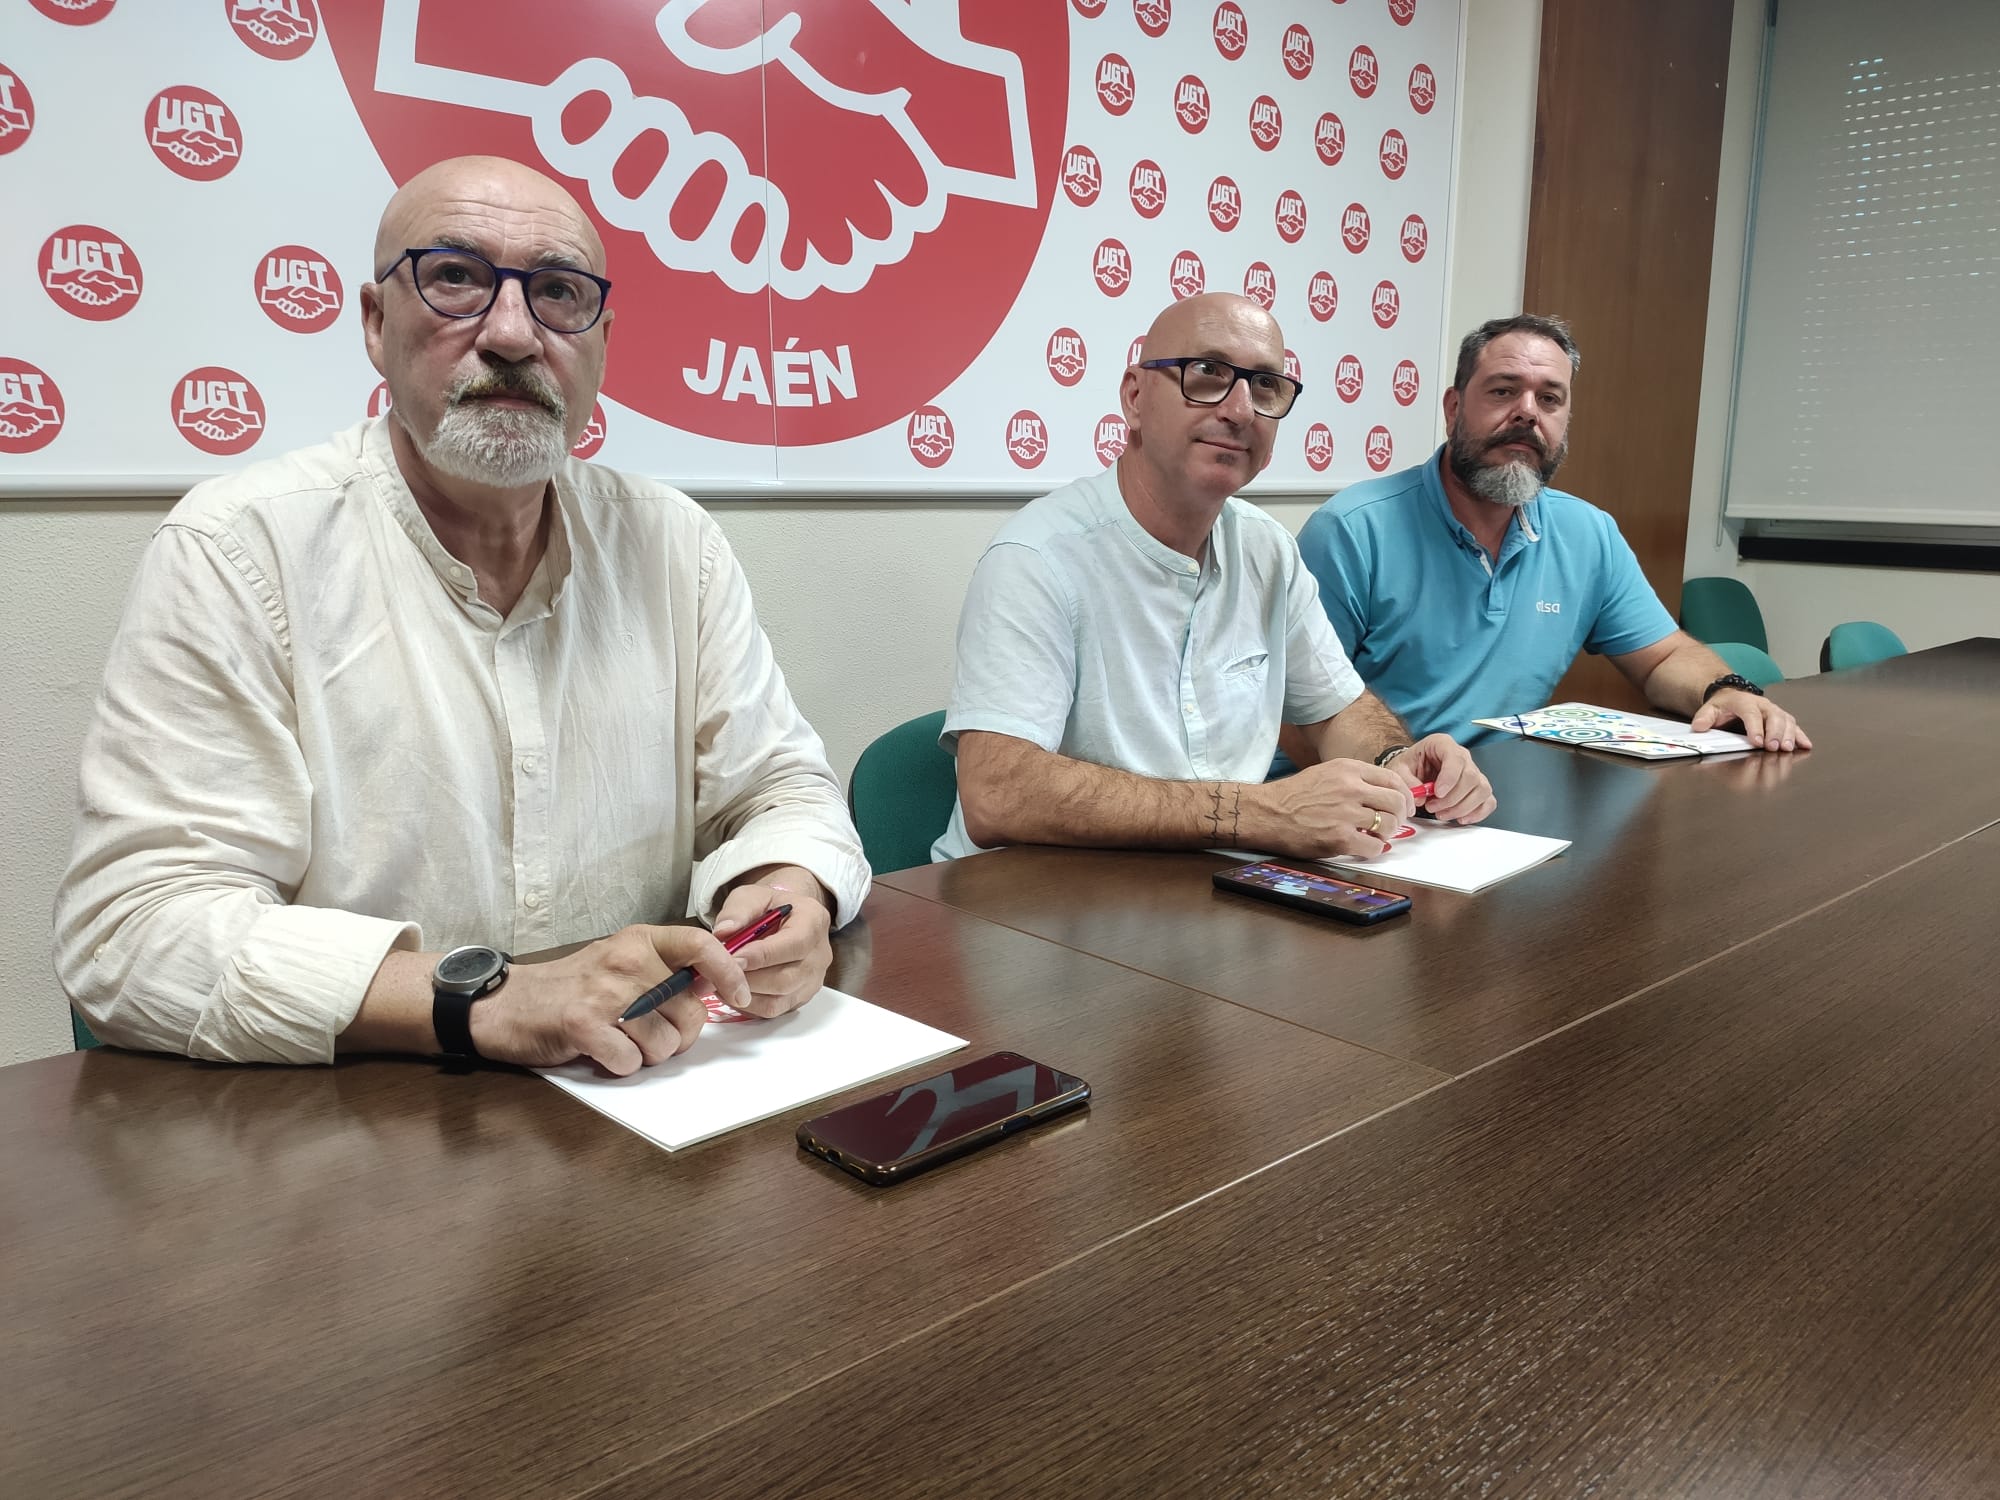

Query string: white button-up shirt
[55,419,870,1063]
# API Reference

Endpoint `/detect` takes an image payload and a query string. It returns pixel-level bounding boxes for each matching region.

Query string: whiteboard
[1,0,1461,498]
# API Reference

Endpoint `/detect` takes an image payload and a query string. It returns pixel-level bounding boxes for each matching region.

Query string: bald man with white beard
[56,156,869,1070]
[934,292,1494,864]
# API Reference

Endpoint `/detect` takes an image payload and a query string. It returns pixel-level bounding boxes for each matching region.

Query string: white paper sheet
[1311,820,1570,893]
[540,987,965,1151]
[1475,703,1755,758]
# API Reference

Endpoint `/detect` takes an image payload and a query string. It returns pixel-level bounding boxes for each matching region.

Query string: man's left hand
[1397,734,1498,825]
[1691,690,1811,752]
[712,870,834,1018]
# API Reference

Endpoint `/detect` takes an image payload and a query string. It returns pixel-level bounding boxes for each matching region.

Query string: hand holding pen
[619,905,792,1022]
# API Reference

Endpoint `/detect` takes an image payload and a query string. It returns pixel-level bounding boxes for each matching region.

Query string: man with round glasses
[933,292,1494,864]
[57,156,869,1071]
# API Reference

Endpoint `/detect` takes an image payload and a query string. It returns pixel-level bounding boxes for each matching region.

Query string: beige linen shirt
[54,418,869,1064]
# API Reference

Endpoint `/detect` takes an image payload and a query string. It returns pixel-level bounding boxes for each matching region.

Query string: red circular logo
[907,405,956,468]
[1392,359,1421,407]
[571,399,608,458]
[1062,144,1104,207]
[1094,412,1128,465]
[1248,95,1282,151]
[1389,0,1417,27]
[1282,347,1302,383]
[29,0,115,23]
[1093,237,1133,296]
[1341,202,1372,253]
[1281,24,1314,80]
[1304,422,1334,472]
[1306,271,1338,323]
[1366,424,1395,471]
[1133,0,1171,39]
[1005,409,1049,469]
[366,380,393,418]
[1046,327,1088,387]
[145,86,242,181]
[1371,280,1401,329]
[0,357,65,454]
[1128,159,1167,219]
[39,224,143,322]
[226,0,320,60]
[1242,261,1275,309]
[1334,354,1364,404]
[1211,2,1247,59]
[1073,0,1108,14]
[173,366,266,456]
[1168,249,1206,300]
[1349,45,1379,98]
[1400,213,1429,263]
[1174,75,1210,133]
[0,63,36,157]
[255,244,343,333]
[1314,112,1346,166]
[326,5,1066,450]
[1274,190,1307,245]
[1380,128,1409,181]
[1409,62,1438,114]
[1207,175,1241,231]
[1096,54,1136,115]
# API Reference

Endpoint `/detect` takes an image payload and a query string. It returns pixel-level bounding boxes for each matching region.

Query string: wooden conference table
[4,641,1996,1498]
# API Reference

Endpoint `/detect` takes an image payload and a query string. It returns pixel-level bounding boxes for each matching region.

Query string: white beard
[422,398,570,489]
[1467,457,1544,509]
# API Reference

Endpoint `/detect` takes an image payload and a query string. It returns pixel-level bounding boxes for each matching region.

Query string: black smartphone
[797,1051,1091,1186]
[1213,860,1413,924]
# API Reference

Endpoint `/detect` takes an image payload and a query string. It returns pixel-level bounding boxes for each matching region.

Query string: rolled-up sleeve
[52,523,416,1064]
[683,525,871,928]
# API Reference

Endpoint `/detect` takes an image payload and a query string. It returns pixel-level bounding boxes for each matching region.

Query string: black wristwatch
[432,945,510,1060]
[1701,673,1766,703]
[1373,744,1411,767]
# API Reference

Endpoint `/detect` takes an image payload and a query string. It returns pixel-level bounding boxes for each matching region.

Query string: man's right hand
[471,925,750,1076]
[1251,758,1415,859]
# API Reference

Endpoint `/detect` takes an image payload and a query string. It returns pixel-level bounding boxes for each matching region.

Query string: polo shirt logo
[1536,600,1561,613]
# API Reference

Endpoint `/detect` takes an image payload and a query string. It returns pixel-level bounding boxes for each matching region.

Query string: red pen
[1408,781,1435,802]
[617,903,792,1021]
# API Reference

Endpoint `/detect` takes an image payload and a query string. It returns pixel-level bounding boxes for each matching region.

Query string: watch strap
[433,989,480,1060]
[1373,744,1411,767]
[1702,673,1766,703]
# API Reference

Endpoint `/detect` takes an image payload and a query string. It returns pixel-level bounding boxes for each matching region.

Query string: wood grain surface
[644,828,2000,1500]
[0,887,1440,1500]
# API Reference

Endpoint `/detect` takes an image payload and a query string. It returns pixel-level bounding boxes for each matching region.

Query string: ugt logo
[1005,409,1048,468]
[1062,144,1102,206]
[39,225,142,321]
[1207,175,1241,231]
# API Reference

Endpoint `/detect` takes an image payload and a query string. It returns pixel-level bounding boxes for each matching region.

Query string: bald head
[372,156,604,278]
[1135,292,1283,368]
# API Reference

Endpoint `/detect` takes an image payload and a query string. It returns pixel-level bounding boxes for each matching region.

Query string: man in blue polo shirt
[1295,314,1808,750]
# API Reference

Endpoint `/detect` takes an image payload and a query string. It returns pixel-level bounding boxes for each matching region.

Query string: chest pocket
[1213,648,1272,723]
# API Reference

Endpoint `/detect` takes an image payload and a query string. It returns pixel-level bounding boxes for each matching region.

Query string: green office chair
[1679,576,1768,652]
[1710,641,1784,688]
[72,1011,101,1050]
[848,710,958,875]
[1819,620,1907,673]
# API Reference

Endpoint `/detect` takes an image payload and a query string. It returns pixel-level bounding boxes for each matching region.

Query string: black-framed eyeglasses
[1139,357,1302,419]
[375,247,612,334]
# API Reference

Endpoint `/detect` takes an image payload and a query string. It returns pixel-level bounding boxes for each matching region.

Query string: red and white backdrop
[0,0,1459,495]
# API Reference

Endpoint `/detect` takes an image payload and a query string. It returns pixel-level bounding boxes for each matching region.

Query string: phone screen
[1217,861,1412,919]
[798,1051,1090,1184]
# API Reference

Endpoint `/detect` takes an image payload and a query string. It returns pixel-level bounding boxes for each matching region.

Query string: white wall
[0,1,1542,1065]
[1683,0,2000,673]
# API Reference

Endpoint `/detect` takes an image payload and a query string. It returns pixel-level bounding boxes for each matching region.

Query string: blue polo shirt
[1295,447,1676,738]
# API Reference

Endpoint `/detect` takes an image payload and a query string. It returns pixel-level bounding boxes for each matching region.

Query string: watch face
[436,945,505,989]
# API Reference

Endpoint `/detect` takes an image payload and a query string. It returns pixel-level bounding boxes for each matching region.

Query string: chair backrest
[72,1011,100,1050]
[1679,576,1768,652]
[848,711,957,875]
[1820,620,1908,673]
[1710,640,1785,687]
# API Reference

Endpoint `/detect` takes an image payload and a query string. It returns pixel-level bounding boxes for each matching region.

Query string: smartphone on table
[797,1051,1091,1186]
[1213,860,1413,924]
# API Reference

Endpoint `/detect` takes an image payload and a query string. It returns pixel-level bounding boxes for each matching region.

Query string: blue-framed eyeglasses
[1139,356,1302,419]
[375,247,612,334]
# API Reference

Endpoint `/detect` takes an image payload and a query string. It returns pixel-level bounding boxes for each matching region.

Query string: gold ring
[1367,812,1383,835]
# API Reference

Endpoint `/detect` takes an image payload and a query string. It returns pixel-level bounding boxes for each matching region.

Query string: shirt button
[1183,700,1196,714]
[523,891,543,911]
[450,565,471,583]
[520,755,539,776]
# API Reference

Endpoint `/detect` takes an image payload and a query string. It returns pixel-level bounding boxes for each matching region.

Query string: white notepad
[540,987,965,1151]
[1311,819,1570,894]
